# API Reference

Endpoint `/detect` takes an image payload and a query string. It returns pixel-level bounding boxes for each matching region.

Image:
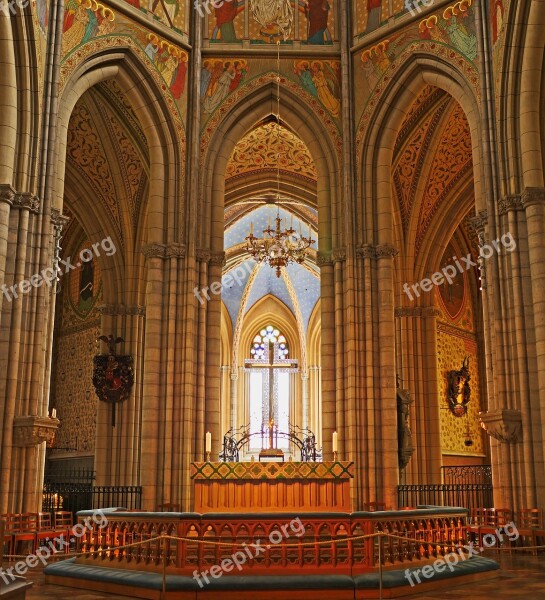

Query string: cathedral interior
[1,0,545,597]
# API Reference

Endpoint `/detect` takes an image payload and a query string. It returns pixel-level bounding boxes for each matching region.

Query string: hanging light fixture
[245,42,315,278]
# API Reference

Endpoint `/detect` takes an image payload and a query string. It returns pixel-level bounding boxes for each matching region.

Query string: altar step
[44,556,499,599]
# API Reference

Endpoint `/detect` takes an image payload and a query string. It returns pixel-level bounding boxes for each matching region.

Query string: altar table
[190,461,354,512]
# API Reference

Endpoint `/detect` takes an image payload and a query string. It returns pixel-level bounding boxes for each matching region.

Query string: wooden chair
[36,512,58,551]
[467,507,487,543]
[10,513,38,555]
[53,511,73,552]
[516,508,545,555]
[477,508,512,551]
[2,514,14,557]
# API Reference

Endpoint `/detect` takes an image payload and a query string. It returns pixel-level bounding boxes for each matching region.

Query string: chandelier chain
[245,40,315,277]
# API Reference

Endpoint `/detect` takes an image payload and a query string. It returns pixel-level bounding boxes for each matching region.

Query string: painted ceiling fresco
[391,85,473,254]
[65,82,149,245]
[226,123,318,183]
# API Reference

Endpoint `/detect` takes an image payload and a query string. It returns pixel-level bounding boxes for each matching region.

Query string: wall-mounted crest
[447,356,471,417]
[92,335,134,426]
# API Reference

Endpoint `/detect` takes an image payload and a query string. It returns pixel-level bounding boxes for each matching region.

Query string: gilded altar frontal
[1,0,545,598]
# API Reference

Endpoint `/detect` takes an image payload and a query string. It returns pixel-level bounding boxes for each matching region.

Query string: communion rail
[76,508,468,576]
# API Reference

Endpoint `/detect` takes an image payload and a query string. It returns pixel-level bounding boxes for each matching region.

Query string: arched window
[246,325,296,449]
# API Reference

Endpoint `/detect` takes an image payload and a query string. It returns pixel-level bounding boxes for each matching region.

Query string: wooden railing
[75,508,468,575]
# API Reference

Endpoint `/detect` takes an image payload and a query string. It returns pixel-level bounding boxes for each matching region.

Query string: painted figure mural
[365,0,382,33]
[294,60,340,118]
[213,0,241,42]
[62,0,115,56]
[201,59,248,113]
[303,0,331,44]
[250,0,294,41]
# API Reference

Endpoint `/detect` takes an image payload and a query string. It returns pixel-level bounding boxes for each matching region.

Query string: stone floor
[7,553,545,599]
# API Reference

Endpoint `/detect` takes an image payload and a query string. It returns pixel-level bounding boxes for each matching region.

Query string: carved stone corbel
[479,409,522,443]
[12,415,60,447]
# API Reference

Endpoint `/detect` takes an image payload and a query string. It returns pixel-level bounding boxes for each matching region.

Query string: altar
[190,461,354,513]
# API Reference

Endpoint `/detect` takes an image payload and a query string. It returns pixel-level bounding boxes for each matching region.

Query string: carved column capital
[469,209,488,233]
[196,249,210,263]
[165,243,187,258]
[479,409,522,443]
[142,243,167,259]
[0,184,16,206]
[12,415,60,447]
[209,251,226,267]
[51,208,71,229]
[332,247,347,263]
[195,249,225,266]
[375,244,399,259]
[13,192,40,213]
[317,252,333,266]
[522,187,545,209]
[356,244,376,259]
[498,195,523,215]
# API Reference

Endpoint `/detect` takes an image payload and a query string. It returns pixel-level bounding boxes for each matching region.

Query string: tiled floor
[6,553,545,599]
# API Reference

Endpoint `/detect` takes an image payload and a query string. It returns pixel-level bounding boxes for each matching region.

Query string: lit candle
[332,431,338,454]
[52,408,57,419]
[205,432,212,455]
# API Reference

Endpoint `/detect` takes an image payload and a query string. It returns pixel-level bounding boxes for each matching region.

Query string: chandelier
[245,42,315,278]
[246,214,314,277]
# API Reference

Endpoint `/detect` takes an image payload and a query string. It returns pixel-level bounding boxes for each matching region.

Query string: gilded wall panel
[50,236,104,457]
[436,324,485,455]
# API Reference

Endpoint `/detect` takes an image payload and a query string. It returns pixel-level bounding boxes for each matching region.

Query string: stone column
[140,245,165,510]
[204,251,225,460]
[520,187,545,507]
[376,244,399,509]
[230,370,238,432]
[319,253,336,460]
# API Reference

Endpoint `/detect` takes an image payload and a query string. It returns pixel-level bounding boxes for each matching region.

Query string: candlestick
[205,431,211,460]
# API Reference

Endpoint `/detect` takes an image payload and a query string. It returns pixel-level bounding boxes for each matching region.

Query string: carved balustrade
[75,508,467,575]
